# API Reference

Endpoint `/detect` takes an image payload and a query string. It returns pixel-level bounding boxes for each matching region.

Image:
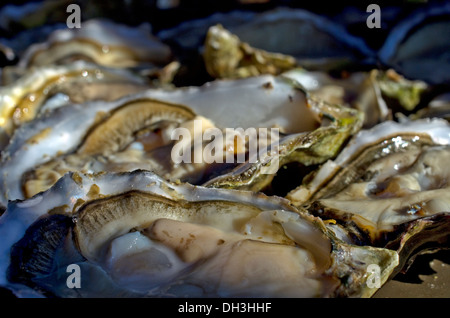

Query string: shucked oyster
[0,170,398,298]
[14,19,172,70]
[0,95,196,206]
[0,74,363,207]
[287,118,450,273]
[0,60,149,150]
[203,92,363,192]
[282,68,391,128]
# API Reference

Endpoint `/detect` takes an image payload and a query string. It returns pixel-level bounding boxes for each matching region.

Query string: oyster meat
[0,170,398,298]
[0,0,449,299]
[0,60,149,149]
[0,74,363,207]
[288,118,450,273]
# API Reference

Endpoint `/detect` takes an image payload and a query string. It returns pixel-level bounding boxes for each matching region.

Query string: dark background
[0,0,443,51]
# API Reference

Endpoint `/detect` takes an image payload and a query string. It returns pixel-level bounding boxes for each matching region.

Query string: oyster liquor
[178,302,272,314]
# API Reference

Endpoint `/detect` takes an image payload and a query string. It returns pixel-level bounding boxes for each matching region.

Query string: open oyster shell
[0,60,149,150]
[287,118,450,274]
[14,19,172,70]
[0,0,448,299]
[376,69,428,113]
[0,74,363,207]
[0,95,195,206]
[0,170,398,298]
[282,68,392,128]
[203,91,363,192]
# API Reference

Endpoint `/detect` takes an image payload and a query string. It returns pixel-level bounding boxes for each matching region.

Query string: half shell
[0,170,398,298]
[0,74,349,206]
[0,60,149,149]
[15,19,172,70]
[288,118,450,273]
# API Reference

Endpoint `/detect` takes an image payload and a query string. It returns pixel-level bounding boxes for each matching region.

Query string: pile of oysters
[0,0,449,298]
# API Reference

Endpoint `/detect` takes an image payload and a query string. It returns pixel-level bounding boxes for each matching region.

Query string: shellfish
[0,60,149,150]
[287,118,450,273]
[0,170,398,298]
[0,74,362,207]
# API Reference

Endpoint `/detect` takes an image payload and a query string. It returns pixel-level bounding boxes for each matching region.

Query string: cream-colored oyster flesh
[0,170,398,298]
[203,95,363,192]
[0,61,150,150]
[0,74,336,206]
[282,68,392,128]
[288,119,450,206]
[1,2,449,299]
[158,7,374,71]
[409,93,450,122]
[287,119,450,275]
[313,145,450,238]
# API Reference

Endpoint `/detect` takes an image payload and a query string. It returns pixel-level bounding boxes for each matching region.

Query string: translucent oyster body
[0,1,448,299]
[0,170,398,298]
[0,61,149,149]
[0,74,362,207]
[288,118,450,273]
[203,93,363,192]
